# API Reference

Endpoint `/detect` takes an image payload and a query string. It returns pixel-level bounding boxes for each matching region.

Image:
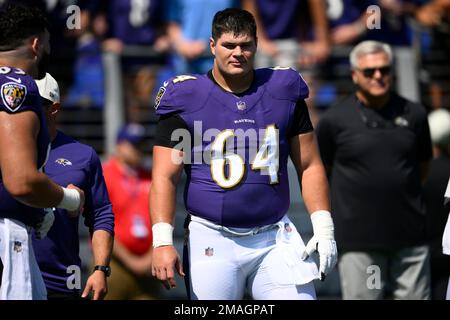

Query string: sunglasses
[356,66,391,78]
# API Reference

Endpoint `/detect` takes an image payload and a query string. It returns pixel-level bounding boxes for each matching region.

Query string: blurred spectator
[167,0,241,74]
[103,124,161,300]
[1,0,98,96]
[243,0,330,125]
[243,0,330,70]
[326,0,371,46]
[62,0,107,109]
[316,41,433,299]
[33,73,114,300]
[101,0,170,121]
[416,0,450,28]
[416,0,450,110]
[423,108,450,300]
[316,1,424,113]
[366,0,423,46]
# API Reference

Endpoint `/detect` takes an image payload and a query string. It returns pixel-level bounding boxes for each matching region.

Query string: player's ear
[30,36,40,57]
[351,69,358,85]
[210,37,216,56]
[30,31,49,58]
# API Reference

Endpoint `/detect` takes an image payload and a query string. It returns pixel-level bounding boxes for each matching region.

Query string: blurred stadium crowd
[2,0,446,152]
[1,0,449,300]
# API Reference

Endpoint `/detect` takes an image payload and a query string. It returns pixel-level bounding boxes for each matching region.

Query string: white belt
[190,215,281,236]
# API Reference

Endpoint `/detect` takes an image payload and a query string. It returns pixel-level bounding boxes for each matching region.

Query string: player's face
[210,32,256,77]
[352,52,392,97]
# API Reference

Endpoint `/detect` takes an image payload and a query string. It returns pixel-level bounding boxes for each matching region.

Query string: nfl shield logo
[205,247,214,256]
[236,101,246,111]
[1,82,27,112]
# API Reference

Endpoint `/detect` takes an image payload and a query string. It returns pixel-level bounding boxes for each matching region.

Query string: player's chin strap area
[190,215,281,236]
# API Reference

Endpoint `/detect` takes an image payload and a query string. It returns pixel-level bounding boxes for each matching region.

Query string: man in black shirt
[316,40,433,300]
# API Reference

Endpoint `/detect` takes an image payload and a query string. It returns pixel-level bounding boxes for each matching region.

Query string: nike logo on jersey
[5,76,21,83]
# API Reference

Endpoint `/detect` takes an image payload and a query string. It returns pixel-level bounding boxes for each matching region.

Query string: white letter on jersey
[252,125,279,184]
[210,126,280,188]
[211,130,245,189]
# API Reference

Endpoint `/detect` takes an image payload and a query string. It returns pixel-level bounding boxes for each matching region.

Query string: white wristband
[152,222,174,248]
[57,187,81,211]
[310,210,334,240]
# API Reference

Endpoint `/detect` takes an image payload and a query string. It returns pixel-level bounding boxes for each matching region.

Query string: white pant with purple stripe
[185,215,319,300]
[0,218,47,300]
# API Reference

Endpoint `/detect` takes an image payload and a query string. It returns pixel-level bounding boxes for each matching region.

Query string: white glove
[35,208,55,240]
[301,210,338,281]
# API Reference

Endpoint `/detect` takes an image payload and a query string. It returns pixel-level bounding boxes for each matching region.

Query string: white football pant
[185,215,319,300]
[0,218,47,300]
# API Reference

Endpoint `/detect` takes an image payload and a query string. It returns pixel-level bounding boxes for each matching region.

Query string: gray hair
[349,40,393,69]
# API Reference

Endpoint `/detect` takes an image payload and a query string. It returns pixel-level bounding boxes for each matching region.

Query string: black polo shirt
[316,93,432,251]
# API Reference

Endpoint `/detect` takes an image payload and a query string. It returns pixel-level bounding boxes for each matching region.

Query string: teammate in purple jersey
[150,8,337,300]
[0,3,85,300]
[33,73,114,300]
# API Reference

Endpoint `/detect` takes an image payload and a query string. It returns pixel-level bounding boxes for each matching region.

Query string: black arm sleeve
[154,114,189,149]
[288,100,314,138]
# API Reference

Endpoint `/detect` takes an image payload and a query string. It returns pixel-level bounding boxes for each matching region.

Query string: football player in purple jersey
[33,73,114,300]
[0,3,84,299]
[150,8,337,300]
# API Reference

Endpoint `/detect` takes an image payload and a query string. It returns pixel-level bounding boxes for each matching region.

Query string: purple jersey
[255,0,304,39]
[156,68,309,228]
[105,0,165,45]
[0,67,49,226]
[326,0,371,28]
[32,131,114,293]
[366,0,422,46]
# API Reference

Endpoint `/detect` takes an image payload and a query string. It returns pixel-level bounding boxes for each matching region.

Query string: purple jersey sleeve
[83,149,115,235]
[0,67,42,115]
[154,74,210,116]
[264,67,309,101]
[0,67,49,227]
